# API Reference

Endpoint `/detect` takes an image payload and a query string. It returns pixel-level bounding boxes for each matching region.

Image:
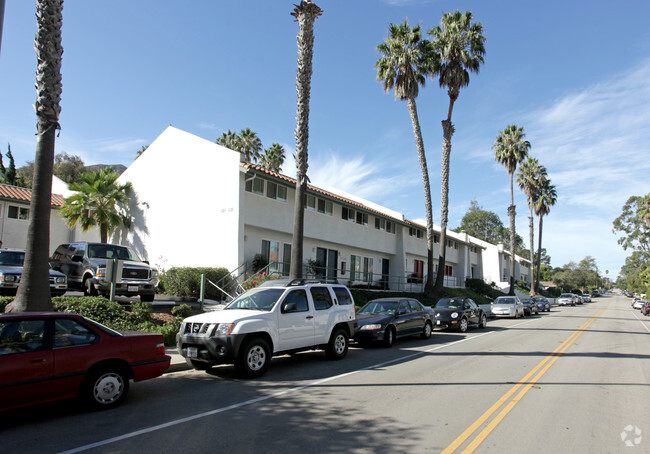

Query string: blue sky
[1,0,649,280]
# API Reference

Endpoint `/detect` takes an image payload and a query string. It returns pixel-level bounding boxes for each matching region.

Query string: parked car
[520,298,539,316]
[591,290,600,298]
[50,242,158,302]
[491,296,525,318]
[532,296,551,312]
[176,279,358,377]
[632,299,645,309]
[557,293,576,307]
[0,249,67,297]
[355,298,433,347]
[431,296,487,332]
[0,312,170,411]
[641,301,650,316]
[580,293,591,303]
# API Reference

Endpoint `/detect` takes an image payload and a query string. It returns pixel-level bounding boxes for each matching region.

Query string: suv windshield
[226,288,285,311]
[0,251,25,266]
[87,244,141,261]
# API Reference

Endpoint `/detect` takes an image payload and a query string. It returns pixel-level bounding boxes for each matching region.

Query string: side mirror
[282,302,298,313]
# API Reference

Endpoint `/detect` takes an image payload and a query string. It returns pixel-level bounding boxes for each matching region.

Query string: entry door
[382,259,390,289]
[327,250,338,280]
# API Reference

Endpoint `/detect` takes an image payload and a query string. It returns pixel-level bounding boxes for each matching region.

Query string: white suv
[176,279,358,377]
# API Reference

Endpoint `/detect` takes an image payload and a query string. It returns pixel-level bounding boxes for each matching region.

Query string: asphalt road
[2,293,648,453]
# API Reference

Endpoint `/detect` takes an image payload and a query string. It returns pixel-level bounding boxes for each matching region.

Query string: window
[414,259,424,280]
[342,207,355,222]
[409,228,424,239]
[277,185,287,202]
[386,221,395,234]
[317,198,332,215]
[363,257,373,282]
[261,240,280,270]
[0,320,46,355]
[434,234,440,243]
[311,287,333,310]
[445,265,453,276]
[350,255,361,281]
[266,181,277,199]
[356,211,368,226]
[7,205,29,220]
[54,319,97,347]
[333,287,353,305]
[281,290,309,313]
[252,178,264,195]
[306,194,316,210]
[375,218,385,231]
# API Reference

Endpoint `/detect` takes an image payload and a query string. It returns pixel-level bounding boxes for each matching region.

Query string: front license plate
[128,285,138,292]
[436,320,441,325]
[187,347,198,358]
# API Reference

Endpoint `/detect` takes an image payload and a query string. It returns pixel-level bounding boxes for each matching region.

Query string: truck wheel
[236,337,270,378]
[140,294,155,303]
[326,328,348,360]
[84,277,99,297]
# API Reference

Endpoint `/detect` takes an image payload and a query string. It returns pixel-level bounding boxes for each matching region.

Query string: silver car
[0,249,67,296]
[557,293,576,306]
[491,296,525,318]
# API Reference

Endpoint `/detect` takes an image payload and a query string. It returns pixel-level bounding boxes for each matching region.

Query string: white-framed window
[306,194,316,211]
[375,217,385,231]
[363,257,373,282]
[386,221,395,234]
[355,211,368,226]
[350,255,361,281]
[317,198,332,215]
[7,205,29,220]
[342,207,355,222]
[265,182,288,202]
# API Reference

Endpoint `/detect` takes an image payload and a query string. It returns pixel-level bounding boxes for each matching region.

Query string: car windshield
[0,251,25,266]
[435,298,464,309]
[360,301,397,315]
[494,298,515,305]
[559,294,572,298]
[225,288,284,311]
[87,244,141,261]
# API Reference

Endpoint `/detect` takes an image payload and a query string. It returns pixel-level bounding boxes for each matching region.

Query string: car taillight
[156,342,165,355]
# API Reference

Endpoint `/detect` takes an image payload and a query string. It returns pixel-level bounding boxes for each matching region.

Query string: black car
[520,298,539,316]
[431,296,487,332]
[354,298,433,347]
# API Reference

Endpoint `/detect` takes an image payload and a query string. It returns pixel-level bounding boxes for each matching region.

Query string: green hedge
[160,267,233,300]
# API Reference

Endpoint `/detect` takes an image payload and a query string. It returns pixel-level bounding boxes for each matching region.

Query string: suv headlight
[1,274,17,282]
[215,323,235,336]
[96,267,106,280]
[151,269,159,278]
[54,276,66,284]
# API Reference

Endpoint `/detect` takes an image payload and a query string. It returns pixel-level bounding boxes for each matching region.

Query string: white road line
[629,307,650,333]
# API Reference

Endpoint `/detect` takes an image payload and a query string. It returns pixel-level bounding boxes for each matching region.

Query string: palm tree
[260,143,286,173]
[493,124,530,295]
[534,178,557,292]
[239,128,262,164]
[59,168,133,243]
[428,10,485,294]
[375,20,437,293]
[289,1,322,279]
[7,0,63,313]
[516,157,546,295]
[216,129,241,151]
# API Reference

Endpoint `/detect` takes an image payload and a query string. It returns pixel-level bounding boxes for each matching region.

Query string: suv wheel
[326,328,348,360]
[84,277,99,297]
[236,337,270,378]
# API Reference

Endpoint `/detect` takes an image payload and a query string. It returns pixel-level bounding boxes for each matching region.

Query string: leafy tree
[53,152,86,184]
[7,0,63,313]
[429,10,485,296]
[0,144,28,187]
[289,0,322,279]
[376,19,437,293]
[618,251,650,292]
[612,194,650,253]
[17,161,35,187]
[493,124,530,295]
[259,143,286,173]
[517,157,546,295]
[59,168,133,243]
[534,177,557,292]
[454,200,505,244]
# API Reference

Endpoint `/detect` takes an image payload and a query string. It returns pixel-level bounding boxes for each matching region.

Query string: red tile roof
[0,183,65,207]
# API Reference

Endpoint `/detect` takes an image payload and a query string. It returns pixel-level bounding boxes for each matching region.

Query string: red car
[0,312,170,411]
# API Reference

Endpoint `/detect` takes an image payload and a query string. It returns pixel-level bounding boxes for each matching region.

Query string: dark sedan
[354,298,433,347]
[0,312,170,411]
[520,298,540,316]
[431,296,487,332]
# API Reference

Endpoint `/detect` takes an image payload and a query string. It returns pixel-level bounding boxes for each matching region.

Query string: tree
[493,124,530,295]
[17,161,35,187]
[136,145,148,159]
[376,19,437,293]
[216,129,241,151]
[53,152,85,184]
[0,144,27,187]
[289,0,322,279]
[429,10,485,295]
[516,157,546,295]
[534,177,557,292]
[454,200,505,244]
[59,168,132,243]
[612,194,650,253]
[7,0,63,313]
[259,143,286,173]
[239,128,262,164]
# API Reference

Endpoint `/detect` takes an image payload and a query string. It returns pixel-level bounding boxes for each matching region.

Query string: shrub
[171,303,193,319]
[241,271,279,291]
[160,267,233,300]
[53,296,133,329]
[465,278,503,299]
[129,301,153,324]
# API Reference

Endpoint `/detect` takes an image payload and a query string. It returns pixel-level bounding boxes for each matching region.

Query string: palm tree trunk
[7,0,63,313]
[406,98,435,294]
[535,214,544,292]
[434,119,454,294]
[289,1,322,279]
[508,174,516,296]
[528,204,535,296]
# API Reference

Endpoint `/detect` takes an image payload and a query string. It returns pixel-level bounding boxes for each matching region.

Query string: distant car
[557,294,576,307]
[632,299,645,309]
[0,249,67,297]
[356,298,433,347]
[490,296,525,319]
[641,302,650,316]
[532,296,551,312]
[591,290,600,298]
[430,296,487,332]
[520,298,539,316]
[0,312,170,411]
[580,294,591,303]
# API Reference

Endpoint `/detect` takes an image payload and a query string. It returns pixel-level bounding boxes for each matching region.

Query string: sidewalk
[164,346,191,373]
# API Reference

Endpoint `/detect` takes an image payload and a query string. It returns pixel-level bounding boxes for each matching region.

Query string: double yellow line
[442,302,611,454]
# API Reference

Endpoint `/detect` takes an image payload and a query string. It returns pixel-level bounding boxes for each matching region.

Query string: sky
[1,0,649,281]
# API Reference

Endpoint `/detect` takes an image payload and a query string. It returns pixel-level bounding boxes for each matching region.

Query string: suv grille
[185,322,211,335]
[122,266,149,280]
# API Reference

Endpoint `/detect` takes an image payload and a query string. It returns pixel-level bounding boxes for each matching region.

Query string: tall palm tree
[260,143,286,173]
[239,128,262,164]
[516,157,546,295]
[429,10,485,294]
[59,168,133,243]
[289,0,322,279]
[493,124,530,295]
[375,20,437,293]
[7,0,63,313]
[216,129,241,151]
[534,178,557,292]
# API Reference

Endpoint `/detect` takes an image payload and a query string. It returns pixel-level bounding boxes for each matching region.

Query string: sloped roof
[0,183,65,207]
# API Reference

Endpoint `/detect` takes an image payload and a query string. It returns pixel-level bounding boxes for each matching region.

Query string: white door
[277,289,315,351]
